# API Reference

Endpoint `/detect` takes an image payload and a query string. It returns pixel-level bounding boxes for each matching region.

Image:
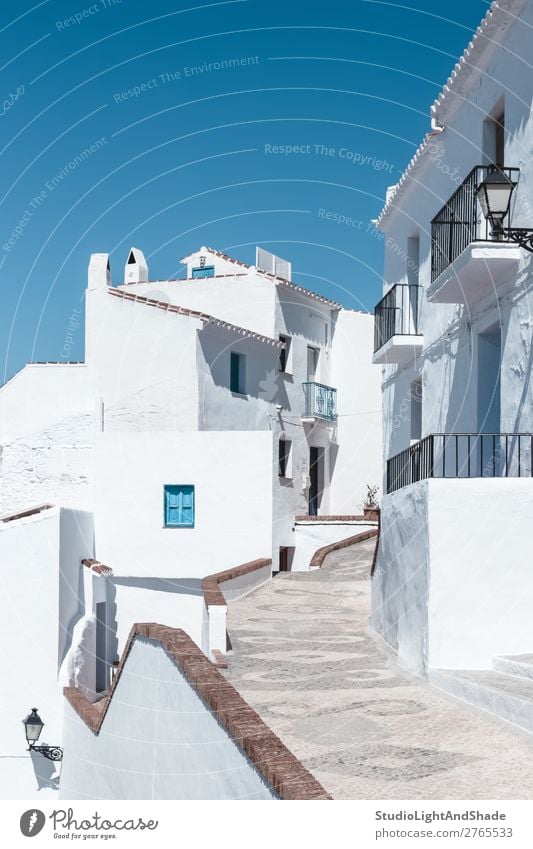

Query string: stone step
[429,668,533,734]
[493,653,533,681]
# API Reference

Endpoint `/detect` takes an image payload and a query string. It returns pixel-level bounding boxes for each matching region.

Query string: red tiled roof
[0,504,54,523]
[107,288,283,347]
[181,246,342,308]
[64,623,331,800]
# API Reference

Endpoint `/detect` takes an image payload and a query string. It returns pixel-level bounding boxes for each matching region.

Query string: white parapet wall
[292,520,377,571]
[372,478,533,674]
[61,634,279,800]
[204,559,273,657]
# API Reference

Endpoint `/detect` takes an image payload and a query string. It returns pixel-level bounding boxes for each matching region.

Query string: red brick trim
[295,514,367,522]
[64,623,330,800]
[309,529,378,569]
[0,504,54,523]
[81,558,113,576]
[202,557,272,607]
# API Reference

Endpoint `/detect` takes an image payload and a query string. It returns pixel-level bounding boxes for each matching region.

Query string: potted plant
[362,484,380,521]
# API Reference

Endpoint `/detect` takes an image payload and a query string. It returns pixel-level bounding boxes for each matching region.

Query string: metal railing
[374,285,421,353]
[431,165,520,282]
[387,432,533,494]
[302,382,337,421]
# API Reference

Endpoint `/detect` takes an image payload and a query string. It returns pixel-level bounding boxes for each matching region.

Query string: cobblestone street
[224,539,533,799]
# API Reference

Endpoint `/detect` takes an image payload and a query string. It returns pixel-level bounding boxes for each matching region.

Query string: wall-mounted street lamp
[22,708,63,762]
[475,166,533,251]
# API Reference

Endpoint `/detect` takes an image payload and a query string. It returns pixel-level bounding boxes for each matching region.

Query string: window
[279,334,291,372]
[278,438,292,478]
[164,485,195,527]
[307,346,319,382]
[230,352,246,394]
[192,265,215,278]
[410,379,422,442]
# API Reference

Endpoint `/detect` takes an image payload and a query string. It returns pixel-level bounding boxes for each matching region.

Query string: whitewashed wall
[371,483,430,674]
[60,636,278,800]
[85,287,200,431]
[197,324,278,431]
[373,478,533,673]
[120,269,277,339]
[292,521,376,572]
[92,431,273,579]
[0,364,90,443]
[0,507,93,799]
[330,311,382,512]
[379,0,533,463]
[0,412,94,516]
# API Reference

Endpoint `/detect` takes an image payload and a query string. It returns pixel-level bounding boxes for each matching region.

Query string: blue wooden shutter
[180,486,194,526]
[165,485,195,527]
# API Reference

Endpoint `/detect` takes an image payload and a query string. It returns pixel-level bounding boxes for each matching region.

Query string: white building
[371,0,533,728]
[0,243,380,797]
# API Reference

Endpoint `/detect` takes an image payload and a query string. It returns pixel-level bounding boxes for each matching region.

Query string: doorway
[309,446,324,516]
[477,324,501,434]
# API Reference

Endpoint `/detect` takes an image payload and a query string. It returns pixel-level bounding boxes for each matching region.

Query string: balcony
[428,166,522,305]
[302,382,337,422]
[372,284,423,365]
[387,432,533,494]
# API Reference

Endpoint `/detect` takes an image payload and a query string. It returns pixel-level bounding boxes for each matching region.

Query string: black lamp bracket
[29,744,63,762]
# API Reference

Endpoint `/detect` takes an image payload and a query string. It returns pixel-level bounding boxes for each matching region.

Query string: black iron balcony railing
[374,284,421,353]
[387,432,533,494]
[302,382,337,421]
[431,165,520,282]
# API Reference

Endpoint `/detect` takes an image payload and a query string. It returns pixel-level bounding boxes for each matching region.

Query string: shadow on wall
[111,578,203,595]
[30,749,60,791]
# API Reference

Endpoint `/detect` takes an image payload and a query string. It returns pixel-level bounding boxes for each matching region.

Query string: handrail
[302,381,337,421]
[387,432,533,493]
[374,284,421,352]
[430,165,520,281]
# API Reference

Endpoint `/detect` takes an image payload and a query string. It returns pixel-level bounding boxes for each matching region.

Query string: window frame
[163,484,195,528]
[191,265,215,279]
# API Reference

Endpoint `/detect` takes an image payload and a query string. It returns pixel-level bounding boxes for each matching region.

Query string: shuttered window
[164,485,195,527]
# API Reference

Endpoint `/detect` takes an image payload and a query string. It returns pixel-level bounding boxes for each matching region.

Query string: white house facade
[0,243,380,797]
[371,0,533,728]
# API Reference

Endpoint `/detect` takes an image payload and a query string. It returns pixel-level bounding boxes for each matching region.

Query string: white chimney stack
[124,247,148,283]
[88,253,111,290]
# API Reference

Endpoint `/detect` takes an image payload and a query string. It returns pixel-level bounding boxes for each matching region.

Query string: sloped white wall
[60,636,278,800]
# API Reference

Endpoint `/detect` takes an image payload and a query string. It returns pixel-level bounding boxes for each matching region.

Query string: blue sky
[1,0,489,380]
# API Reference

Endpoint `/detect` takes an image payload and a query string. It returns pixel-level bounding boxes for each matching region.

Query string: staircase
[430,655,533,733]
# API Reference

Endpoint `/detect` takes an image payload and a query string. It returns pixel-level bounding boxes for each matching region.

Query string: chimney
[88,253,111,290]
[124,247,148,283]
